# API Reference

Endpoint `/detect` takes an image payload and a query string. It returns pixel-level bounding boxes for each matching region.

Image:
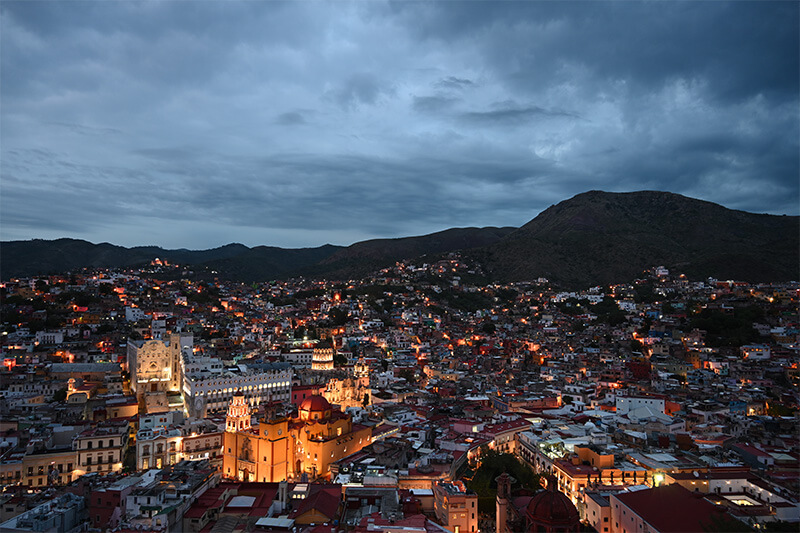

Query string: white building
[125,306,149,322]
[35,330,64,345]
[615,395,666,416]
[127,333,193,398]
[741,345,771,361]
[182,360,292,417]
[283,349,314,368]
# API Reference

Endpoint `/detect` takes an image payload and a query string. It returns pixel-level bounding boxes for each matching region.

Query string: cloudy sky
[2,1,798,250]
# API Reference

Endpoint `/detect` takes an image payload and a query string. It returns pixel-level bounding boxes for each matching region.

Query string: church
[222,392,372,482]
[496,473,580,533]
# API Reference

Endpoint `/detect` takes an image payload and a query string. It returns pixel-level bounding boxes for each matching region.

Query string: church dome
[526,483,579,528]
[298,395,332,421]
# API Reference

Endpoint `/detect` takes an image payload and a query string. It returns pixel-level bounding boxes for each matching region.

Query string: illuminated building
[433,480,479,533]
[322,375,371,409]
[183,361,292,417]
[311,347,334,371]
[72,422,129,479]
[127,333,192,398]
[222,392,371,482]
[136,410,223,470]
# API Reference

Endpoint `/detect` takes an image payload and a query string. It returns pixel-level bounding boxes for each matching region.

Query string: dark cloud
[275,112,307,126]
[459,102,582,124]
[436,76,475,90]
[412,95,459,114]
[1,1,796,249]
[324,73,394,110]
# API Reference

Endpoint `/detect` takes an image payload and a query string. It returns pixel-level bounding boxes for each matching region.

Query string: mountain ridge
[476,190,798,287]
[2,191,798,287]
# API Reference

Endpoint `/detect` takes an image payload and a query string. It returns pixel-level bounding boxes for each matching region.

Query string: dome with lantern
[298,395,333,421]
[524,476,580,532]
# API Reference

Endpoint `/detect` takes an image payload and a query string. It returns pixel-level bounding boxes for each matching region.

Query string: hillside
[0,227,513,282]
[476,190,799,288]
[2,191,797,287]
[306,226,516,279]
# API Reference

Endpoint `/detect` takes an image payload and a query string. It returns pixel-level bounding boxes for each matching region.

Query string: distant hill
[202,245,343,283]
[305,226,516,279]
[2,191,797,287]
[0,238,341,281]
[0,227,513,282]
[474,190,799,288]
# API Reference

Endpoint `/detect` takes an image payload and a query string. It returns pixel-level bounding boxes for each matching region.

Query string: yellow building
[223,393,371,482]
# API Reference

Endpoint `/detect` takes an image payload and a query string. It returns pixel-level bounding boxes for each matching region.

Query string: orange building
[223,393,371,482]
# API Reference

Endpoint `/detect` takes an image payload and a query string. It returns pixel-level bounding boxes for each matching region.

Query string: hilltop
[2,191,797,288]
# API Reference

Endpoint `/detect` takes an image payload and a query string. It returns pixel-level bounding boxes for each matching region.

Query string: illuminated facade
[222,393,371,482]
[183,361,292,417]
[433,480,479,533]
[322,375,371,409]
[127,333,193,398]
[311,348,334,371]
[72,423,129,479]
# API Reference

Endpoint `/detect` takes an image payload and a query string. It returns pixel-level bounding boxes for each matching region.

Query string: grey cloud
[412,95,459,114]
[399,2,798,103]
[436,76,475,90]
[1,1,797,249]
[324,73,394,110]
[47,122,122,136]
[459,103,581,124]
[275,112,307,125]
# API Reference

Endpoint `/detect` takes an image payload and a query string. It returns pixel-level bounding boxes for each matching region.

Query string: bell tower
[226,391,251,432]
[496,472,515,533]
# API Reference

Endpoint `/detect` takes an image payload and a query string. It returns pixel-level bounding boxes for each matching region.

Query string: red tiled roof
[614,484,729,533]
[290,484,342,521]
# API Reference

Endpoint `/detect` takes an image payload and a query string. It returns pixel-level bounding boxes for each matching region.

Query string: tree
[362,393,370,407]
[465,451,540,514]
[333,351,347,367]
[399,368,416,383]
[766,403,795,417]
[330,307,349,326]
[53,387,67,403]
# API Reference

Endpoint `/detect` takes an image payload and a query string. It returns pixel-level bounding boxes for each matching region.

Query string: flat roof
[255,517,294,528]
[227,495,256,508]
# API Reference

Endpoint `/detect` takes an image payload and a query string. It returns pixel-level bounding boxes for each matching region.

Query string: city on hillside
[0,257,798,533]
